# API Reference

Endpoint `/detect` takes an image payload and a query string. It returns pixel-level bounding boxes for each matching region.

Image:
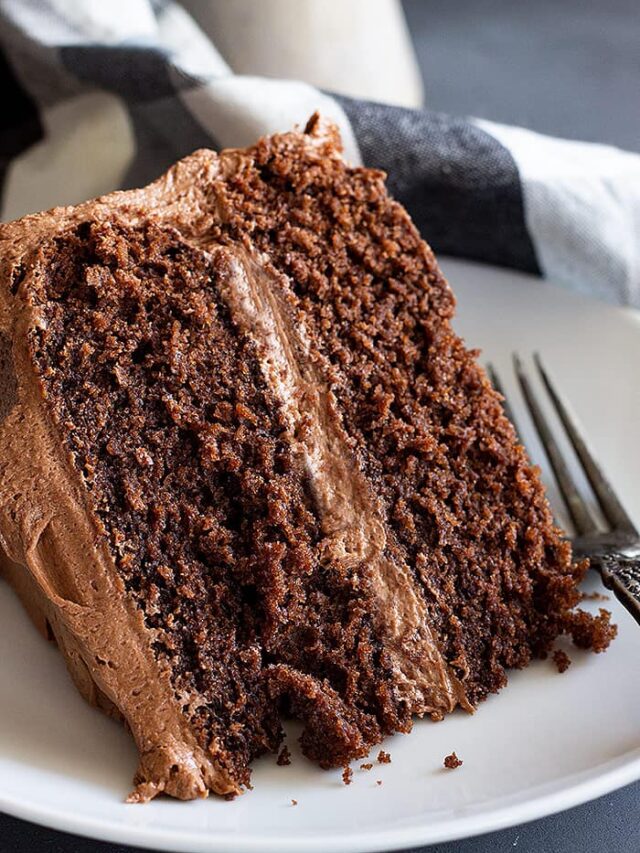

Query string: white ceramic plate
[1,258,639,852]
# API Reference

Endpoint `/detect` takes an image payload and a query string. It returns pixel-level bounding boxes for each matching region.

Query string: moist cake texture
[0,115,615,800]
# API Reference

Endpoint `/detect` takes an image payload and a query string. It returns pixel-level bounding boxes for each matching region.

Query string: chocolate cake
[0,115,614,801]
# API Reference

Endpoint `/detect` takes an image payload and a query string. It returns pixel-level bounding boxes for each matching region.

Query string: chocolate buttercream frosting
[0,115,613,800]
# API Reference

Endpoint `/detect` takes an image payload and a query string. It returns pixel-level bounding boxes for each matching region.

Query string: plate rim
[2,750,640,852]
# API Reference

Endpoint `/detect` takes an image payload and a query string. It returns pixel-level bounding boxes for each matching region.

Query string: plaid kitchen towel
[1,0,639,306]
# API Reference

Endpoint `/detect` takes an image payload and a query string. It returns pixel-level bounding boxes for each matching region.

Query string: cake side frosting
[0,245,242,801]
[0,147,271,800]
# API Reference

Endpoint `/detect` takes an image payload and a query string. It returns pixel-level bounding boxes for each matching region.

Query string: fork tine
[534,353,638,536]
[486,362,519,436]
[513,354,599,537]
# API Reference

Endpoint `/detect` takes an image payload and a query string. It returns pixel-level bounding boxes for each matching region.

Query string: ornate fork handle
[590,551,640,625]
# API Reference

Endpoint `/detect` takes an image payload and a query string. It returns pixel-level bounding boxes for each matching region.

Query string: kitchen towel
[1,0,638,306]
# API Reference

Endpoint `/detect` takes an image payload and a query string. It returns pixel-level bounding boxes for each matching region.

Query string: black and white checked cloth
[1,0,638,305]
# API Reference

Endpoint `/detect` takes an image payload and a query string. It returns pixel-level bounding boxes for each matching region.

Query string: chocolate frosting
[215,248,469,716]
[0,118,470,801]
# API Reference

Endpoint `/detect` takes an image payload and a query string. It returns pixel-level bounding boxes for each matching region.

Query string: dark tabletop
[404,0,640,153]
[2,1,639,850]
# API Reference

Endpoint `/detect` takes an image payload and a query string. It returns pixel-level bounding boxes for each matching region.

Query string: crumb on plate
[277,745,291,766]
[552,649,571,673]
[443,751,463,769]
[580,591,610,602]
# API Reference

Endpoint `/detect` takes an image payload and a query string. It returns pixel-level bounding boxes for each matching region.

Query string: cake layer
[202,120,615,701]
[0,115,614,800]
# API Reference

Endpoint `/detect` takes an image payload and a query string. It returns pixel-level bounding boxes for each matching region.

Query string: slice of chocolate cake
[0,115,614,801]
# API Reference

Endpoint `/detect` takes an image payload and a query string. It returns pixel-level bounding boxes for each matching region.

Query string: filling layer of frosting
[215,246,467,716]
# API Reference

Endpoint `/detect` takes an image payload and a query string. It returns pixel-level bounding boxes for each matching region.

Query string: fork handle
[592,553,640,625]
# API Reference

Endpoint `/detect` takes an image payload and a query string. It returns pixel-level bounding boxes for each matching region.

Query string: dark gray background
[404,0,640,152]
[2,0,639,850]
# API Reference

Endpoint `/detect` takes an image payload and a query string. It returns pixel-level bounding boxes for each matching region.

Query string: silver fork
[487,354,640,624]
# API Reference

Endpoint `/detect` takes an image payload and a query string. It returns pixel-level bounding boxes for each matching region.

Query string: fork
[486,354,640,624]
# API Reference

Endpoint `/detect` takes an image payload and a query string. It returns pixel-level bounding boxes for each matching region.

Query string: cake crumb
[443,752,463,769]
[277,745,291,766]
[552,649,571,673]
[376,780,382,786]
[360,762,373,771]
[580,591,610,602]
[342,766,353,785]
[568,608,616,653]
[377,750,391,764]
[291,798,297,806]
